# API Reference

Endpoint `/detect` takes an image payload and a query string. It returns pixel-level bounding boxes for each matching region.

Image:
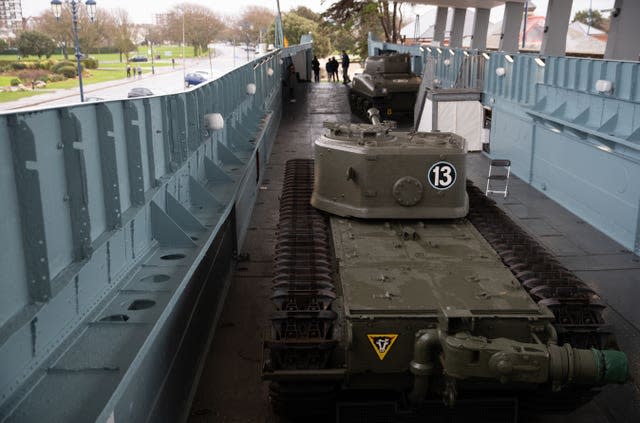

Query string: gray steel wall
[0,43,312,422]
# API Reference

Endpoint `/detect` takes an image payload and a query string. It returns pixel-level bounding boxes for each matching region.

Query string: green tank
[349,53,421,121]
[263,111,629,420]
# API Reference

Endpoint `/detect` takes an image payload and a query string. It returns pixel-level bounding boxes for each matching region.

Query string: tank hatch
[311,124,468,219]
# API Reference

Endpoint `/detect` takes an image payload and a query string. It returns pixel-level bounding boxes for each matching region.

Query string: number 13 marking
[428,161,457,190]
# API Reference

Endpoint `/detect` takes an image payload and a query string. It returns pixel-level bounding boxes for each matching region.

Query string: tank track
[266,159,338,371]
[466,182,614,350]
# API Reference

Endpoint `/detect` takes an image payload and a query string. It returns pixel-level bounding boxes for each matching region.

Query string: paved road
[0,43,261,113]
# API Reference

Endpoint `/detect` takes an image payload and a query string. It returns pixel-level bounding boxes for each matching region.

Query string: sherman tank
[262,109,629,421]
[349,53,421,121]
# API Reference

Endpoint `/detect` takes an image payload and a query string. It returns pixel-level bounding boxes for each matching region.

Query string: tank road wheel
[354,95,364,120]
[361,100,372,120]
[348,92,358,113]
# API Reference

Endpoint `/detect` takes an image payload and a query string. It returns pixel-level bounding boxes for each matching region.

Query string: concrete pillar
[471,8,490,50]
[604,0,640,61]
[540,0,572,56]
[499,1,524,53]
[450,8,466,48]
[433,6,448,44]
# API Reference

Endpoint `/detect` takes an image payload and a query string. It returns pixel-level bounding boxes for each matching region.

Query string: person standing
[312,56,320,82]
[137,65,142,78]
[331,57,339,82]
[126,64,131,78]
[341,50,350,84]
[325,59,333,82]
[287,63,297,102]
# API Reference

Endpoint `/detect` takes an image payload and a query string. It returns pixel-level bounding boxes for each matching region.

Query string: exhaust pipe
[408,329,440,403]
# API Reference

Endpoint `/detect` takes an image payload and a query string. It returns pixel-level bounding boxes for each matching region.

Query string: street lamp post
[50,0,96,103]
[149,40,155,74]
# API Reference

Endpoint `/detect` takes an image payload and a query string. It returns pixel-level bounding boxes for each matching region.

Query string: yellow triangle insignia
[367,334,398,360]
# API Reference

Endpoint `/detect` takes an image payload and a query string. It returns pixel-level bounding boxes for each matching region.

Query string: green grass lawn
[0,68,141,102]
[0,45,201,63]
[0,90,51,102]
[0,44,205,103]
[47,69,125,89]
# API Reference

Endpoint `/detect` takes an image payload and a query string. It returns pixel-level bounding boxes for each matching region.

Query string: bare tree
[33,5,111,59]
[111,8,135,62]
[165,3,226,56]
[236,6,275,45]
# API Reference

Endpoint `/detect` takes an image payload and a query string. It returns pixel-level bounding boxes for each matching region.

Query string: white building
[0,0,22,40]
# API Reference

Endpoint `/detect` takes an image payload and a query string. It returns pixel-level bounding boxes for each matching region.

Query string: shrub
[17,69,49,82]
[57,65,77,78]
[81,57,98,69]
[11,62,26,70]
[10,78,21,86]
[51,60,75,73]
[36,59,55,70]
[47,74,66,82]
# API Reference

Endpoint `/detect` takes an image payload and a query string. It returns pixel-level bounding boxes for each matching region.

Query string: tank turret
[311,110,468,219]
[349,53,421,120]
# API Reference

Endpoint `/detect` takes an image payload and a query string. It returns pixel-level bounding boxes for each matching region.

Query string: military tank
[262,109,629,421]
[349,53,421,121]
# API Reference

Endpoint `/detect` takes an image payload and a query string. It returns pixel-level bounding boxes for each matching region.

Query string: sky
[21,0,326,23]
[20,0,616,25]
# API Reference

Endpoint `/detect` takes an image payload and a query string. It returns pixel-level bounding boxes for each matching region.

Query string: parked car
[130,55,148,62]
[184,71,209,87]
[127,87,155,98]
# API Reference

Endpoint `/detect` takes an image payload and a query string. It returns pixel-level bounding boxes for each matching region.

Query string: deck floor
[187,82,640,423]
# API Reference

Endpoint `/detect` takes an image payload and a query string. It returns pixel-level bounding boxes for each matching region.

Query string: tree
[323,0,405,43]
[573,9,609,32]
[236,6,275,45]
[16,31,56,58]
[0,39,8,52]
[34,11,71,59]
[111,9,136,62]
[290,6,318,22]
[266,10,331,57]
[322,0,403,59]
[165,3,226,56]
[34,6,112,59]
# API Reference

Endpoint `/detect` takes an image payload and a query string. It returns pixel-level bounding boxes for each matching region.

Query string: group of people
[288,50,351,103]
[126,64,143,78]
[311,50,350,84]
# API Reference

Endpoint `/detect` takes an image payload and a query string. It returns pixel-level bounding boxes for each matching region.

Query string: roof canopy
[397,0,524,8]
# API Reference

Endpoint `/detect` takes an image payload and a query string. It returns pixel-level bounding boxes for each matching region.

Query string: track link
[466,182,614,349]
[266,159,337,371]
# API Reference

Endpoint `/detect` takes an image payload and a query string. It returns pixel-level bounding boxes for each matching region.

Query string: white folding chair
[485,159,511,198]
